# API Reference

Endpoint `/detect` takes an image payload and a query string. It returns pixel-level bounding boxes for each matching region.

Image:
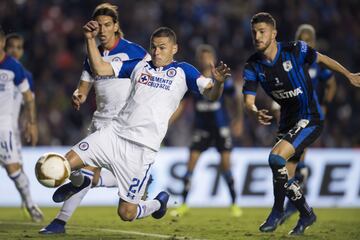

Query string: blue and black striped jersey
[193,78,235,129]
[243,41,324,130]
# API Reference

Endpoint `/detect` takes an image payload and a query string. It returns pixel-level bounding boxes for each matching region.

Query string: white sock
[56,169,93,222]
[95,169,117,188]
[10,169,35,208]
[136,200,161,219]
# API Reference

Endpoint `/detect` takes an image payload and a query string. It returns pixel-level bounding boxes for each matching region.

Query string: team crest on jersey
[112,57,121,62]
[166,68,177,78]
[0,73,8,82]
[79,142,89,151]
[138,73,151,84]
[282,60,293,72]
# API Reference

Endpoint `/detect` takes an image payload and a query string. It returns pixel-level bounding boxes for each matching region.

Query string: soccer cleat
[24,204,44,222]
[279,201,297,225]
[288,212,317,235]
[152,191,169,219]
[230,204,243,217]
[52,176,91,203]
[39,219,66,234]
[259,209,284,232]
[170,204,189,217]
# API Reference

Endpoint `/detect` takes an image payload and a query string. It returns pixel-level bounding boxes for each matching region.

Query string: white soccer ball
[35,152,71,188]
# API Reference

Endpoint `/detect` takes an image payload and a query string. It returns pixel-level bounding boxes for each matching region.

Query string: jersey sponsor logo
[271,87,303,100]
[166,68,177,77]
[78,142,89,151]
[138,73,173,90]
[274,77,283,86]
[139,73,151,84]
[282,60,293,72]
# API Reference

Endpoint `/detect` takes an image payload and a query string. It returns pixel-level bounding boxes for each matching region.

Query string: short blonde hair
[295,24,316,41]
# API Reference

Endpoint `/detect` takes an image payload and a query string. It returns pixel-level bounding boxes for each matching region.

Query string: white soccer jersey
[80,38,148,123]
[110,59,212,151]
[0,55,29,129]
[12,70,34,128]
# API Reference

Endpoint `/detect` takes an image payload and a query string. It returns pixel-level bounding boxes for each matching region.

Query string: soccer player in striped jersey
[279,24,337,224]
[170,44,242,218]
[40,3,149,234]
[242,12,360,235]
[0,28,42,222]
[45,23,229,225]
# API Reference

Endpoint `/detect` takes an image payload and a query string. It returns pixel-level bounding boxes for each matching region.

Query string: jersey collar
[259,42,281,66]
[148,60,177,71]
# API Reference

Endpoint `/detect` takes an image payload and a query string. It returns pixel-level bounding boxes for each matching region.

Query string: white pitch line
[0,221,208,240]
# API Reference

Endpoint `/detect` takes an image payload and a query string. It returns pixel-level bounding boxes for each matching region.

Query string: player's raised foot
[152,191,169,219]
[52,176,91,203]
[28,205,44,222]
[39,219,66,234]
[230,204,243,217]
[288,212,317,235]
[279,201,297,225]
[259,209,284,232]
[170,204,189,217]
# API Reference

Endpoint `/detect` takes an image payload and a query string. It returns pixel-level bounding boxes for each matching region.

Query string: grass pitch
[0,207,359,239]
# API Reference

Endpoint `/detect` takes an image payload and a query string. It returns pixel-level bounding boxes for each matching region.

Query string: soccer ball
[35,152,71,188]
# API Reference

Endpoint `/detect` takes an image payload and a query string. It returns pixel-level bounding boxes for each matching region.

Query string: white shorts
[0,129,21,167]
[72,124,156,204]
[87,118,112,134]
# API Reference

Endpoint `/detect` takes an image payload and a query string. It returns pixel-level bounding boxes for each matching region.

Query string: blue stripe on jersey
[298,41,307,65]
[243,90,256,96]
[288,53,308,119]
[313,91,324,120]
[292,126,316,148]
[244,69,257,81]
[282,52,303,119]
[296,61,312,119]
[137,164,152,193]
[118,59,142,78]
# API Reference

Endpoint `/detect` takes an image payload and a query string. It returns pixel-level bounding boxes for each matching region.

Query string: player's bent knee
[117,202,138,221]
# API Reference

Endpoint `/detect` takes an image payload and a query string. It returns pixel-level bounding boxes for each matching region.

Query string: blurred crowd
[0,0,359,147]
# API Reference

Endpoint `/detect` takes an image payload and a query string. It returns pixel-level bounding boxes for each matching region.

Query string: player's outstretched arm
[203,61,231,100]
[83,21,114,76]
[244,94,273,126]
[317,53,360,87]
[72,80,92,111]
[22,90,38,146]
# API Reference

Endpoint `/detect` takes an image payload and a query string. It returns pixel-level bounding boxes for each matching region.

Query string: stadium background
[0,0,359,148]
[1,1,360,239]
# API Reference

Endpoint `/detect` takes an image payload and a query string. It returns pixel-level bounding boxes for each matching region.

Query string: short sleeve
[81,58,95,82]
[24,70,35,92]
[111,58,142,79]
[298,41,317,65]
[242,63,258,96]
[179,62,212,94]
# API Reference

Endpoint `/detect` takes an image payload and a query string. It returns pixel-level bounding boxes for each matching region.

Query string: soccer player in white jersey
[44,22,230,224]
[39,3,149,234]
[0,28,42,222]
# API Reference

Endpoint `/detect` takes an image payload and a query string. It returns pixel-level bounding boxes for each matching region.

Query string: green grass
[0,207,359,239]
